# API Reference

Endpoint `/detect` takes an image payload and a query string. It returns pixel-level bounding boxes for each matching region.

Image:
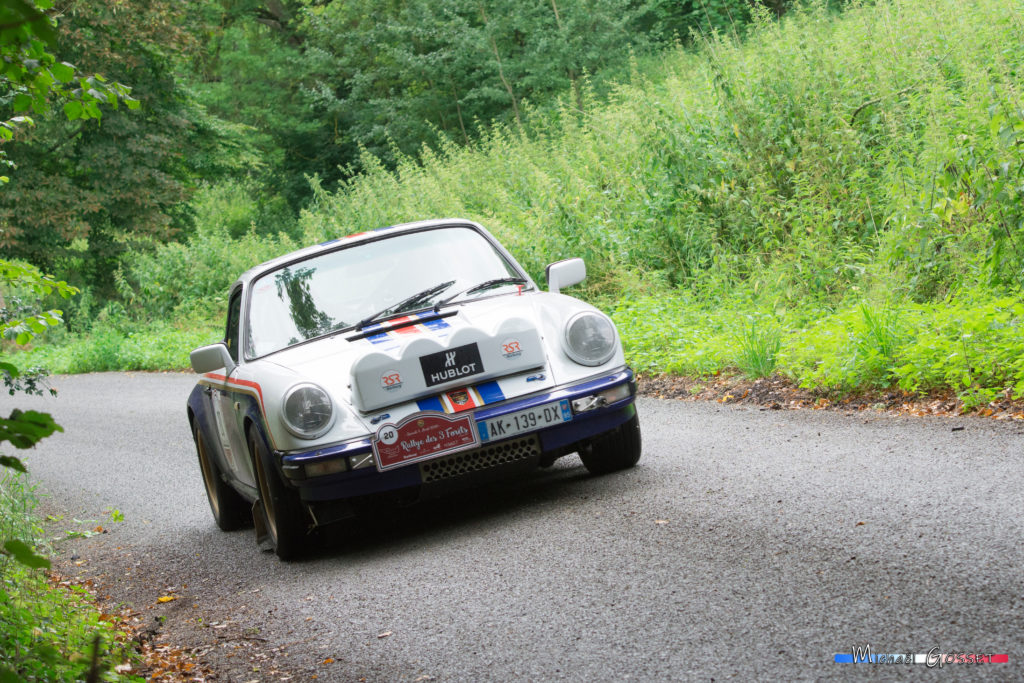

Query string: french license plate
[478,399,571,443]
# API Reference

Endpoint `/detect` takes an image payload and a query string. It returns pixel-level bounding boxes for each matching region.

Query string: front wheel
[249,425,307,560]
[579,412,642,475]
[193,421,251,531]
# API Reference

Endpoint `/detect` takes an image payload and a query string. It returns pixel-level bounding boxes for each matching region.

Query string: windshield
[245,226,524,358]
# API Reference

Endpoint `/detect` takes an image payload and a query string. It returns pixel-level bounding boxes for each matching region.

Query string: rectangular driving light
[304,458,349,478]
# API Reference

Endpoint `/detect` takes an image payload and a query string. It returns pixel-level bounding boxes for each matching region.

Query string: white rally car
[187,218,641,558]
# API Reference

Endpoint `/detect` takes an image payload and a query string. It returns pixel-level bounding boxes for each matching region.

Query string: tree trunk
[452,83,470,145]
[550,0,581,111]
[479,4,522,130]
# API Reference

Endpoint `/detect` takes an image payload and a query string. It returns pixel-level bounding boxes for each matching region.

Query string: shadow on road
[291,457,647,563]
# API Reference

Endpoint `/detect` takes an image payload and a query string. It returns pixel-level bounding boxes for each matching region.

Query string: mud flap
[252,500,270,547]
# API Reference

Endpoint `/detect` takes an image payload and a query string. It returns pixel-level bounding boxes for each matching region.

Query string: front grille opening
[419,436,540,483]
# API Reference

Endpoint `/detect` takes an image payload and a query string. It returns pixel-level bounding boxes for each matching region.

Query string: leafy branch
[0,0,139,182]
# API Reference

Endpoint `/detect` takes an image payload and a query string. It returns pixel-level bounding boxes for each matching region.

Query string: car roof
[231,218,487,290]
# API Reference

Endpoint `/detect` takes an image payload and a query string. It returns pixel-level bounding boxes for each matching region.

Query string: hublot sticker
[420,343,484,387]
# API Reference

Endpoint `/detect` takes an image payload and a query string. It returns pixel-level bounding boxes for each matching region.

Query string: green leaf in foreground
[1,409,62,449]
[3,539,51,569]
[50,61,75,83]
[63,99,82,119]
[1,665,23,683]
[0,455,27,473]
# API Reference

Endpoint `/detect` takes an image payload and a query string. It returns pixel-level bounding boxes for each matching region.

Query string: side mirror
[546,258,586,294]
[190,343,235,375]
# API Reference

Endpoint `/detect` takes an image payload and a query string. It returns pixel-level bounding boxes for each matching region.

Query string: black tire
[579,412,642,475]
[249,424,306,560]
[193,421,251,531]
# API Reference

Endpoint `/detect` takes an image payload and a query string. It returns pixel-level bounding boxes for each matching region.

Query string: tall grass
[737,320,782,379]
[287,0,1024,303]
[613,291,1024,404]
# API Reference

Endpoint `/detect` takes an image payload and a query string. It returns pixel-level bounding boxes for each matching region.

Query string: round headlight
[282,383,335,439]
[563,311,617,366]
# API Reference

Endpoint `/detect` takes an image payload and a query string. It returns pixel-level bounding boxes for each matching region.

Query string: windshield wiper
[433,277,527,313]
[356,280,456,331]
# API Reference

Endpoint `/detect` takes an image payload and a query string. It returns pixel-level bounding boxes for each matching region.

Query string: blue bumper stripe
[416,395,445,412]
[475,380,505,404]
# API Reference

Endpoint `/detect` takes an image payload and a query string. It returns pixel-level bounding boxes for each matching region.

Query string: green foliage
[736,319,782,379]
[186,0,795,213]
[806,295,1024,403]
[0,0,137,143]
[615,290,1024,407]
[301,0,648,156]
[286,0,1018,304]
[191,0,673,208]
[0,472,142,682]
[0,6,152,679]
[0,259,74,473]
[610,293,740,376]
[190,3,336,210]
[188,180,295,241]
[9,315,221,374]
[0,0,261,298]
[118,203,298,319]
[13,0,1024,410]
[641,0,756,41]
[1,407,62,451]
[3,539,49,569]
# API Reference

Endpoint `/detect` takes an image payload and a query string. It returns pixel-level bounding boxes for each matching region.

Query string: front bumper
[279,367,636,503]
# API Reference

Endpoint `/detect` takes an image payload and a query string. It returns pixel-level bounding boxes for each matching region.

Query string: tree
[0,0,135,172]
[0,0,256,297]
[191,0,347,211]
[186,0,651,206]
[303,0,649,155]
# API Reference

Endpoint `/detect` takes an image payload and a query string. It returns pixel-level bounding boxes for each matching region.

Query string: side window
[225,290,242,364]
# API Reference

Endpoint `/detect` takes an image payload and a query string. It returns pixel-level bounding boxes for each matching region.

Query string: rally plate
[477,399,572,443]
[373,413,479,471]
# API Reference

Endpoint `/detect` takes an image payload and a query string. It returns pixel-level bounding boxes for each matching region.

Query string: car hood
[261,290,606,409]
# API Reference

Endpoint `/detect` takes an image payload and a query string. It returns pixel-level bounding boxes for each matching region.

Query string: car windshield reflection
[245,227,523,358]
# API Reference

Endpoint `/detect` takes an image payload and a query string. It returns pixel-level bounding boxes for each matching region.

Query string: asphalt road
[8,372,1023,681]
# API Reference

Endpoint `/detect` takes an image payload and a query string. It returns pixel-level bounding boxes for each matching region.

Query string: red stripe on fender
[201,373,276,449]
[202,373,267,416]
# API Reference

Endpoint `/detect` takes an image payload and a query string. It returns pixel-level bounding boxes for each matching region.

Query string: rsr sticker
[380,370,403,391]
[501,338,523,360]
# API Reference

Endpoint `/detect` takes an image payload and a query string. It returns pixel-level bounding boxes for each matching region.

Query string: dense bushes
[14,0,1024,405]
[613,292,1024,406]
